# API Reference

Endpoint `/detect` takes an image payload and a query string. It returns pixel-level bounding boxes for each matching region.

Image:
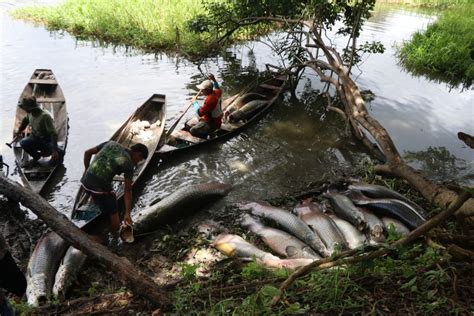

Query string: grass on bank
[12,0,214,55]
[377,0,471,8]
[397,3,474,86]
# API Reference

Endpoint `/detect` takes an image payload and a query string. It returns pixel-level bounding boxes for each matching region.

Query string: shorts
[91,192,118,217]
[81,189,117,236]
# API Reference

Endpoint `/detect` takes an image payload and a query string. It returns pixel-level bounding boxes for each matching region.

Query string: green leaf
[260,285,280,298]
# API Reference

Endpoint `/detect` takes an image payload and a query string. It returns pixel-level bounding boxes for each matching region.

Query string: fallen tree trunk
[0,177,170,307]
[304,22,474,215]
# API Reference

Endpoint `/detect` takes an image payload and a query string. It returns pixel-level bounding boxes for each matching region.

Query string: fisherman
[81,141,148,239]
[0,234,27,316]
[190,73,223,138]
[15,96,63,168]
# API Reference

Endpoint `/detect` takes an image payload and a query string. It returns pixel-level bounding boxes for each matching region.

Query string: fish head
[371,225,385,242]
[27,273,49,307]
[345,189,368,201]
[240,214,263,230]
[356,218,368,232]
[52,266,68,299]
[285,245,298,257]
[212,234,237,257]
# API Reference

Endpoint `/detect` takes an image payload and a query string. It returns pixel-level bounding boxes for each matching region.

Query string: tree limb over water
[191,0,473,215]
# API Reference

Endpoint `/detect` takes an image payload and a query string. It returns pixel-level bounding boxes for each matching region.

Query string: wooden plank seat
[29,79,58,85]
[36,97,65,103]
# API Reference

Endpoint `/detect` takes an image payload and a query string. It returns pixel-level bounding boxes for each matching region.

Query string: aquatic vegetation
[397,3,474,87]
[11,0,270,56]
[378,0,471,9]
[12,0,212,55]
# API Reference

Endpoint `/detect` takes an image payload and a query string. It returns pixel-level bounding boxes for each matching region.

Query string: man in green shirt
[81,141,148,238]
[16,96,62,167]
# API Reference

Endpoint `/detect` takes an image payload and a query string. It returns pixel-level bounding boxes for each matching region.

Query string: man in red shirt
[190,73,222,138]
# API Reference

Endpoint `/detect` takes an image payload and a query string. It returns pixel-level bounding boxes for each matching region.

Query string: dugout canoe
[12,69,68,195]
[157,72,287,155]
[70,94,167,228]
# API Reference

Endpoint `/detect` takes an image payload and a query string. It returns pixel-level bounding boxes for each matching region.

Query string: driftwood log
[0,177,170,307]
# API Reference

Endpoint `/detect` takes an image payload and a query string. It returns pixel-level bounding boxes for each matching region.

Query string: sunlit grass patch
[397,3,474,87]
[11,0,215,55]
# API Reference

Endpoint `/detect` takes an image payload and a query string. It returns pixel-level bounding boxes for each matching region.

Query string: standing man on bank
[190,73,223,138]
[81,141,148,239]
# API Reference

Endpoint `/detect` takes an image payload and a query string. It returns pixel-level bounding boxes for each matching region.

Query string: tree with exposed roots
[189,0,473,217]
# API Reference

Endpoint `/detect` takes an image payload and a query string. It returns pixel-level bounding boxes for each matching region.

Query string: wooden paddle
[5,134,21,148]
[165,89,202,140]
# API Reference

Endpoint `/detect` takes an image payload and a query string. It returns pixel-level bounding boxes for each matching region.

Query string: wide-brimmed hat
[196,79,213,91]
[19,96,39,111]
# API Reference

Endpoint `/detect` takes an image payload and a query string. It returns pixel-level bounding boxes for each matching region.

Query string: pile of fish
[26,182,232,307]
[213,183,426,270]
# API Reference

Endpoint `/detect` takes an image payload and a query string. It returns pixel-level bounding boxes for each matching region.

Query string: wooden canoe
[70,94,167,228]
[157,73,288,155]
[13,69,68,195]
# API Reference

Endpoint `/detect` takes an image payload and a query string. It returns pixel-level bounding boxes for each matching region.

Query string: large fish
[237,201,330,257]
[325,193,367,231]
[260,258,316,270]
[358,207,385,242]
[294,200,347,253]
[52,246,87,299]
[224,93,267,118]
[348,195,426,230]
[228,100,269,123]
[212,234,279,261]
[348,183,427,217]
[26,231,68,307]
[241,214,321,259]
[133,182,232,234]
[381,216,410,236]
[212,234,315,270]
[329,215,366,249]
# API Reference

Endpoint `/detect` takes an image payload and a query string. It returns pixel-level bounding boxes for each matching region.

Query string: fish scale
[238,202,330,257]
[351,198,425,230]
[348,183,427,217]
[26,231,68,307]
[241,214,321,259]
[294,202,348,253]
[326,193,368,231]
[53,246,87,299]
[213,234,279,261]
[329,215,367,249]
[133,182,232,234]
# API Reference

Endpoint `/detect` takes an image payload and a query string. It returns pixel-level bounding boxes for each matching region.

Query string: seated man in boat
[81,141,148,239]
[190,73,223,138]
[15,96,63,168]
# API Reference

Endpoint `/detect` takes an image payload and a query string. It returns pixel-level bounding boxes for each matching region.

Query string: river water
[1,1,473,217]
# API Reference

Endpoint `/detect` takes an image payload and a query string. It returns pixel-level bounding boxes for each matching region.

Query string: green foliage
[87,281,100,297]
[178,262,200,282]
[12,0,214,55]
[11,300,34,316]
[398,3,474,87]
[378,0,471,9]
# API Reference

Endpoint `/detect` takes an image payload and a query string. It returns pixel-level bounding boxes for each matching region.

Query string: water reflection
[405,147,473,184]
[1,1,473,216]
